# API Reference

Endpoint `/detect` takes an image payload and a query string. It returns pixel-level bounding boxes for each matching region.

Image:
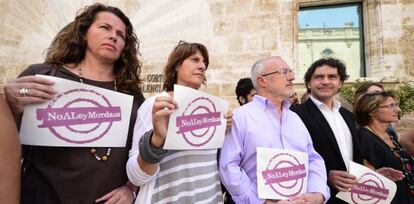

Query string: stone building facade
[1,0,413,112]
[298,26,362,80]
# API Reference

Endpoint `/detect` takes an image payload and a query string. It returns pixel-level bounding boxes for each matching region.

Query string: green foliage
[339,80,414,116]
[397,81,414,116]
[339,79,366,105]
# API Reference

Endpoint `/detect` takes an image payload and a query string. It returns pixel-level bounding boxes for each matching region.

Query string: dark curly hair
[235,78,254,106]
[45,3,142,95]
[304,58,348,93]
[162,41,209,92]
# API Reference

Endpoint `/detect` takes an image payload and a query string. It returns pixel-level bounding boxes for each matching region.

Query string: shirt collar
[309,95,341,110]
[252,95,291,111]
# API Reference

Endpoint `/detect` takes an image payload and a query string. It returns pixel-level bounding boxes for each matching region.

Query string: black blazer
[291,98,363,204]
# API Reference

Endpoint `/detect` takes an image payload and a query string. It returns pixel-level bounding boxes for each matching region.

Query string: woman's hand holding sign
[151,93,178,148]
[138,93,178,176]
[4,75,56,123]
[364,159,404,181]
[376,167,404,182]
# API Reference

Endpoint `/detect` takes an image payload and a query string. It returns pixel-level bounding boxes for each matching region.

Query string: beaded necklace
[78,65,116,161]
[365,126,414,195]
[387,129,414,195]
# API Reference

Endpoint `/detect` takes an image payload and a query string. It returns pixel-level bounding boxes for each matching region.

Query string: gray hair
[251,60,265,90]
[250,56,282,90]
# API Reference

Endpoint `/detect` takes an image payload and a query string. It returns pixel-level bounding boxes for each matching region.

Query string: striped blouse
[127,95,223,204]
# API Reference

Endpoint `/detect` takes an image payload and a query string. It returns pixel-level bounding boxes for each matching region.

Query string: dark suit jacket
[291,98,363,204]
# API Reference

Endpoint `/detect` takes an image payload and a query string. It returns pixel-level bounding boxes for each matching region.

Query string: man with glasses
[222,78,257,204]
[220,56,329,203]
[290,58,363,204]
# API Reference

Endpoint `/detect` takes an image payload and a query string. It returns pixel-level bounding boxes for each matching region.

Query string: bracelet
[139,129,168,164]
[124,183,137,200]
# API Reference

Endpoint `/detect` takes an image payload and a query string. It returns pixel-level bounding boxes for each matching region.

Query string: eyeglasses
[364,91,389,96]
[261,68,294,77]
[378,103,399,110]
[360,91,395,100]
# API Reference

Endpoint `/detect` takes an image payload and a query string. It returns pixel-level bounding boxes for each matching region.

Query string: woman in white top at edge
[127,41,232,203]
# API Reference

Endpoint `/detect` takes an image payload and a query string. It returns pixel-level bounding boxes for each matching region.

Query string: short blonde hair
[353,91,395,126]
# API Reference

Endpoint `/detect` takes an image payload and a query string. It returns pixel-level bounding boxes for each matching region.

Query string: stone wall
[298,27,362,80]
[0,0,413,113]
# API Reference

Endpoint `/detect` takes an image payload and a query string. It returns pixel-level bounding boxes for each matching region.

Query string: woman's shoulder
[358,127,371,135]
[132,91,145,107]
[138,94,157,111]
[358,128,376,145]
[19,63,57,77]
[136,93,167,117]
[358,128,388,151]
[358,128,377,140]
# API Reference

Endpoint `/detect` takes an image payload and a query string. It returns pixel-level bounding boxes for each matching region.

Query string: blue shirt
[219,95,330,203]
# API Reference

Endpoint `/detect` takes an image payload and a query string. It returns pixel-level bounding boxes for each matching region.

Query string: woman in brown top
[3,3,144,203]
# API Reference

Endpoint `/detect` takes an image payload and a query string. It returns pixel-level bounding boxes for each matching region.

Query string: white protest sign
[336,161,397,204]
[20,75,133,147]
[163,84,229,149]
[257,147,309,200]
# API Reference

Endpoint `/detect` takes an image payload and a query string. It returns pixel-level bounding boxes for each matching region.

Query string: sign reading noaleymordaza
[256,147,309,200]
[336,161,396,204]
[19,75,133,147]
[163,85,229,149]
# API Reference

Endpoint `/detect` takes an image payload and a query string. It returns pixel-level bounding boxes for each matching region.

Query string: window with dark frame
[298,3,365,80]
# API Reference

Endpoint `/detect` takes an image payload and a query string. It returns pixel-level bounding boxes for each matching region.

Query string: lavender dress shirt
[219,95,330,204]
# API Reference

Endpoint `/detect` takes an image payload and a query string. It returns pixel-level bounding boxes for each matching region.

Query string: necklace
[365,125,394,147]
[78,65,117,161]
